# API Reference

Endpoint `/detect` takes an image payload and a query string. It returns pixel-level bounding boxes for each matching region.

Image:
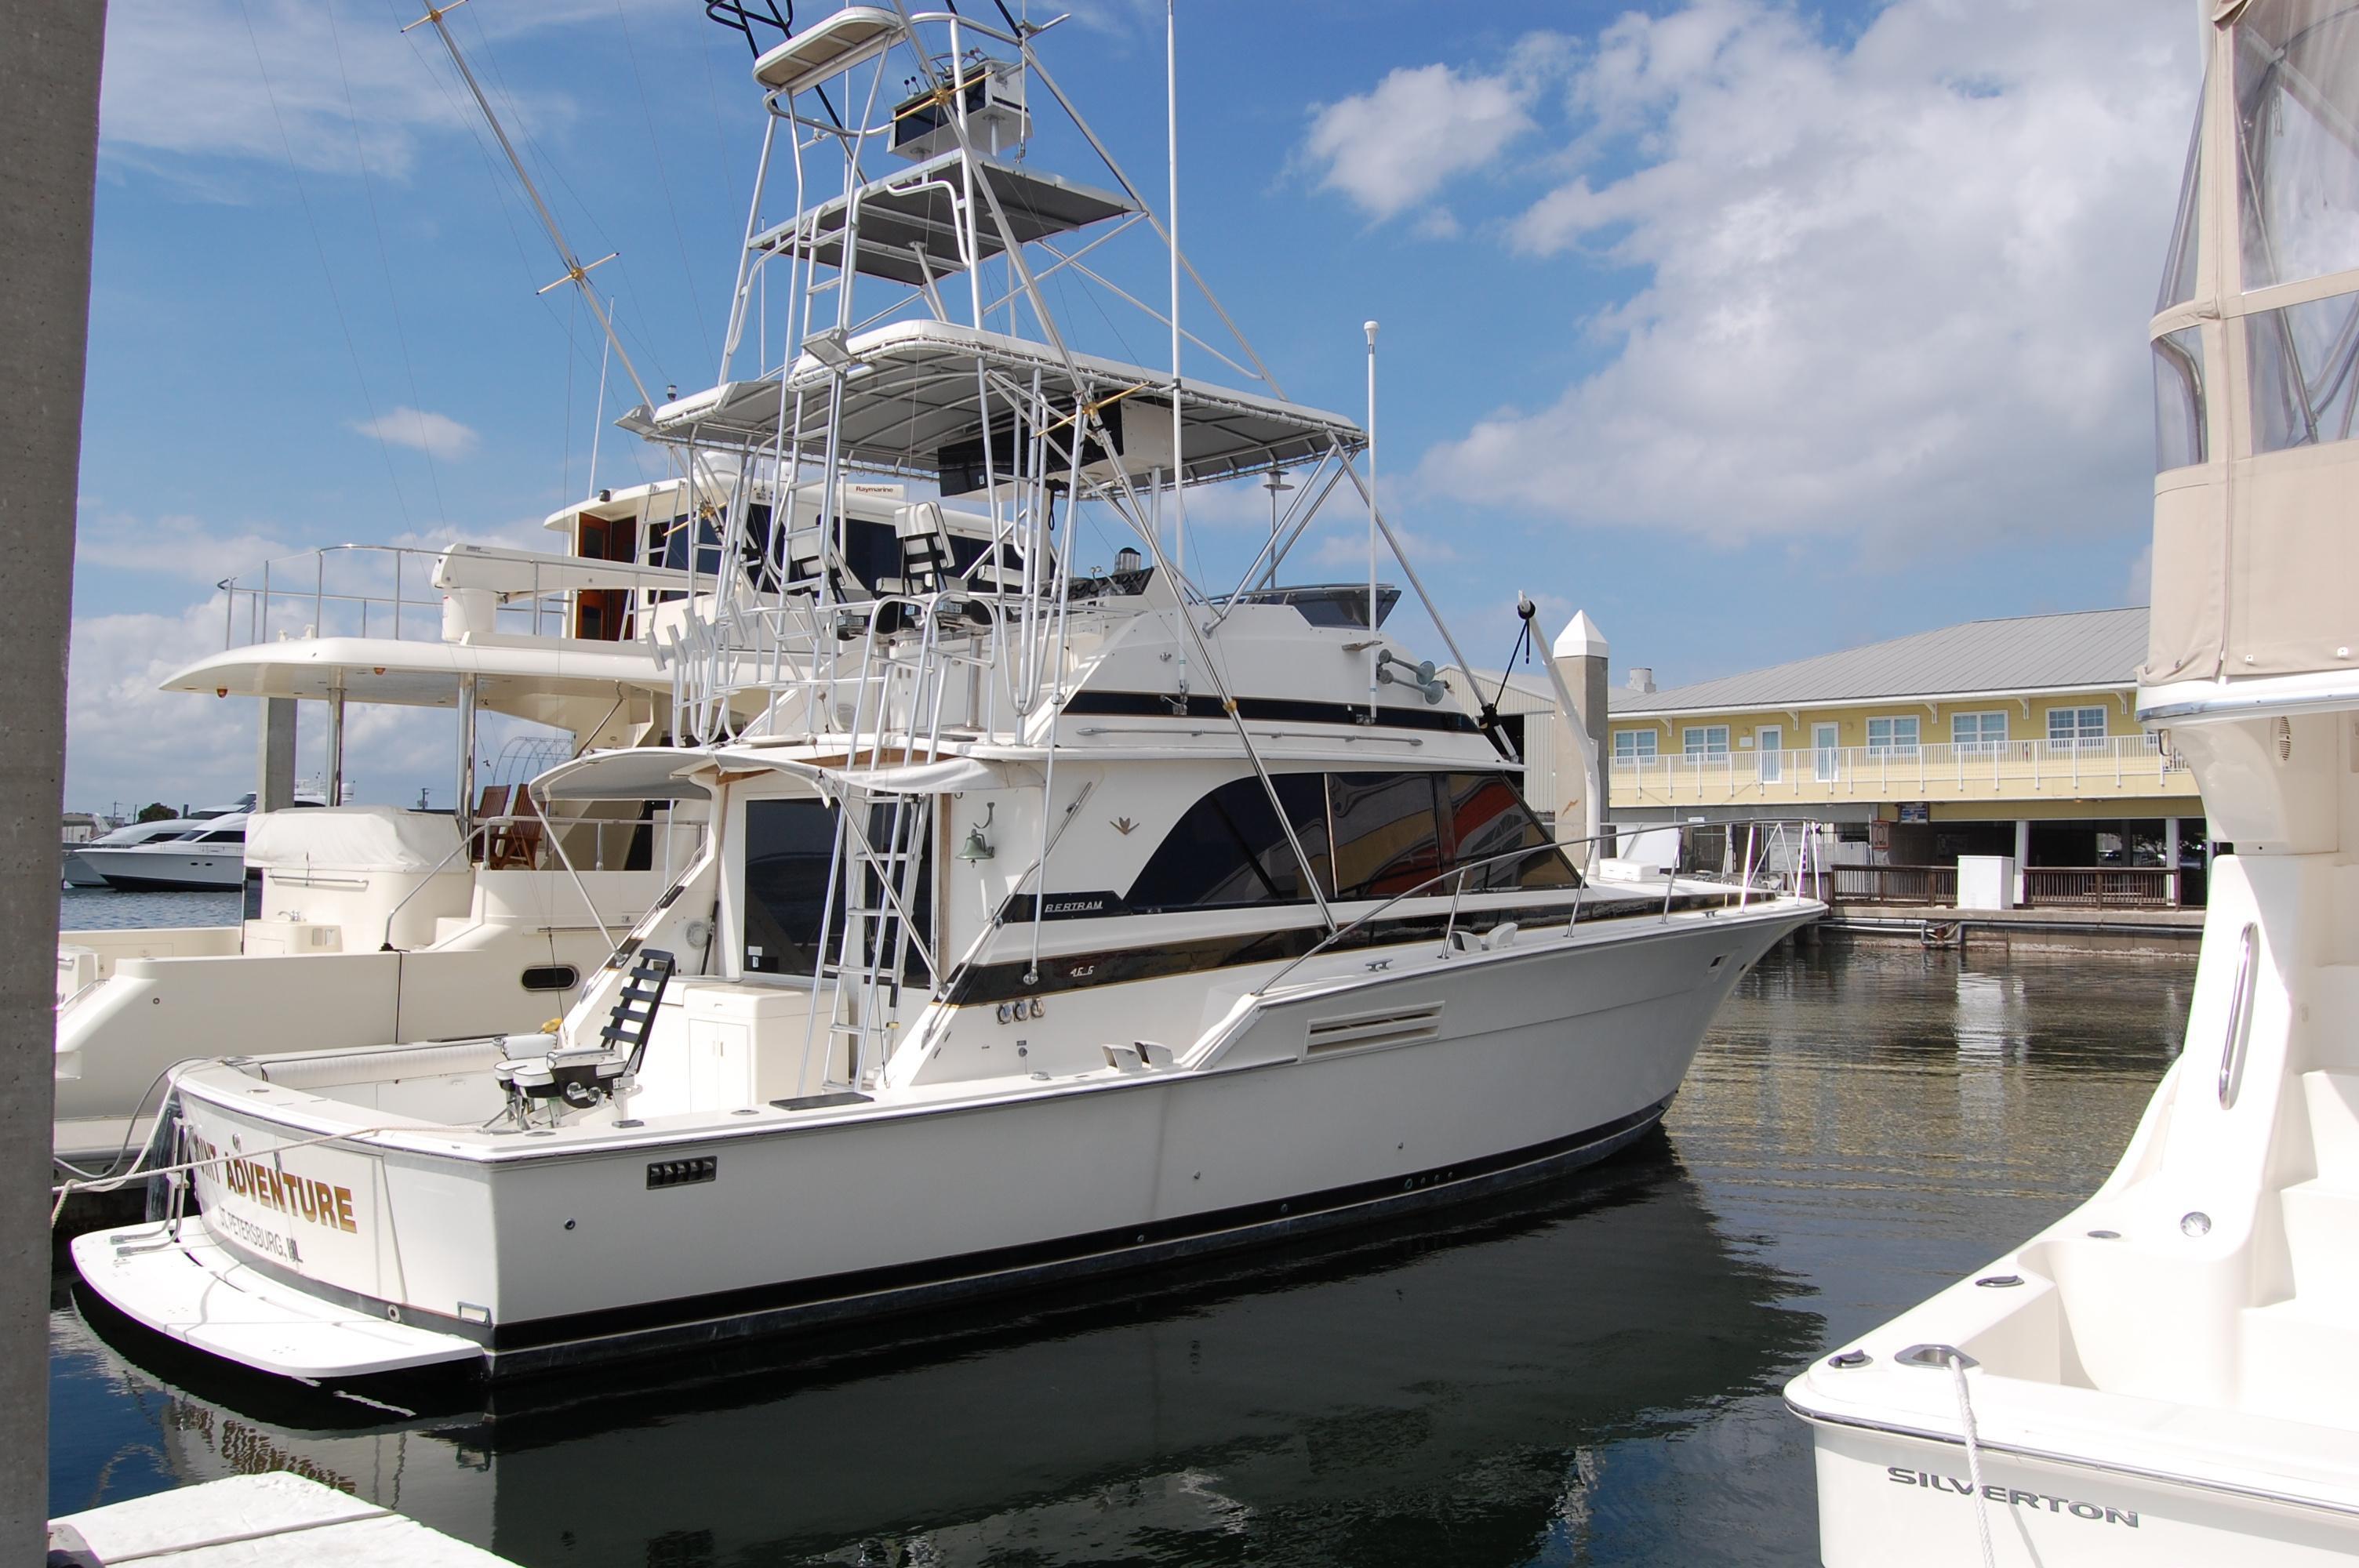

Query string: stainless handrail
[2219,920,2259,1109]
[1256,814,1826,997]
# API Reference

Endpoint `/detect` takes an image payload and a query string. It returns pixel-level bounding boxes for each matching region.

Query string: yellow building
[1599,608,2208,907]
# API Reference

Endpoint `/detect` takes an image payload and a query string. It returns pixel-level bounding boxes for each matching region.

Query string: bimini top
[620,321,1365,488]
[746,151,1136,286]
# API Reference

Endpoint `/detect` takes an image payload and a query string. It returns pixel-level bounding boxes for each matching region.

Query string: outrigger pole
[404,1,658,416]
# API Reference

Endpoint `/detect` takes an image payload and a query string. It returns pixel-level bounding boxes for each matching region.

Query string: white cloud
[65,601,253,811]
[64,593,488,814]
[76,509,293,586]
[351,406,481,459]
[1412,0,2196,546]
[96,0,608,189]
[1304,60,1538,223]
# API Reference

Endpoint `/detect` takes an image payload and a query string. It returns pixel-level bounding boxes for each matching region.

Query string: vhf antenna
[403,2,657,414]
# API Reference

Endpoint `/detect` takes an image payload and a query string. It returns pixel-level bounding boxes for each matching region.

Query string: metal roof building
[1608,608,2150,716]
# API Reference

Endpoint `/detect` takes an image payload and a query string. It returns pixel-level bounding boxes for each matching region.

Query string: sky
[67,0,2202,815]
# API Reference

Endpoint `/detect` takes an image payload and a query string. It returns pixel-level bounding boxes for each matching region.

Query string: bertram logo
[1888,1468,2139,1527]
[187,1131,358,1234]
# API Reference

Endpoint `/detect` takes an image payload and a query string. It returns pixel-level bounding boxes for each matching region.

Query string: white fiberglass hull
[75,898,1814,1381]
[80,847,248,892]
[1801,1409,2359,1566]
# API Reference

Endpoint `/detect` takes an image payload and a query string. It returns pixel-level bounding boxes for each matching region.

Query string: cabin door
[572,514,642,641]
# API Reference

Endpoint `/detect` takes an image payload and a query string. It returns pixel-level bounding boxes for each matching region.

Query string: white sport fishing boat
[73,2,1820,1382]
[52,493,1008,1178]
[1789,2,2359,1561]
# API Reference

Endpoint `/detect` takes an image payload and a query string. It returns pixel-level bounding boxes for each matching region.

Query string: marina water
[48,938,2189,1565]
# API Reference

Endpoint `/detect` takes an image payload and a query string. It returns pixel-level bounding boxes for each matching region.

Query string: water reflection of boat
[70,1142,1815,1566]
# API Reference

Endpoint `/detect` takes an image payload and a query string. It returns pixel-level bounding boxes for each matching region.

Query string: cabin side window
[1124,775,1331,912]
[1328,772,1446,901]
[1437,771,1577,892]
[1125,770,1576,913]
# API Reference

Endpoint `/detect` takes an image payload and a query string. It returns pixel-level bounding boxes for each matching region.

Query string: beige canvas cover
[2143,0,2359,684]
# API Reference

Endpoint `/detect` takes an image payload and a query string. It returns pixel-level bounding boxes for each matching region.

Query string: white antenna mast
[1166,0,1185,579]
[1365,318,1379,714]
[587,294,616,496]
[405,2,657,415]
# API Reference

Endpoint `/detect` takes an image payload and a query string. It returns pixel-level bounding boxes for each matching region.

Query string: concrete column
[2165,817,2181,907]
[0,2,104,1555]
[2014,818,2031,906]
[1548,611,1609,853]
[256,697,296,811]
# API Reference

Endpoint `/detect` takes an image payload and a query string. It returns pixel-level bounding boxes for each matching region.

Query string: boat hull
[81,850,249,892]
[1800,1410,2359,1566]
[77,902,1812,1381]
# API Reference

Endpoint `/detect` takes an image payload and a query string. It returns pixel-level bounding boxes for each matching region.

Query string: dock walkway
[49,1472,518,1567]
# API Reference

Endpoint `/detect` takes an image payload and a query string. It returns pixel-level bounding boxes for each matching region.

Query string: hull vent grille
[1307,1003,1444,1055]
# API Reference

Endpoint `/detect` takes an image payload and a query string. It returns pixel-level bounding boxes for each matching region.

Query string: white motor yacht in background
[1790,3,2359,1561]
[78,813,258,891]
[73,4,1821,1384]
[63,815,237,888]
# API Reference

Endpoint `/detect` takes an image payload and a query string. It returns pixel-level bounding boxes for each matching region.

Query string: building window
[1866,716,1919,757]
[2048,706,2108,750]
[1613,730,1657,762]
[1952,711,2008,753]
[1682,725,1730,759]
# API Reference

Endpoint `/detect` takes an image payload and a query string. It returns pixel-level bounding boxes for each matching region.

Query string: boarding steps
[2240,960,2359,1425]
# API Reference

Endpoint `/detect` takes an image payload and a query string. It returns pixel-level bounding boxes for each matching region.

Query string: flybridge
[633,3,1368,503]
[620,321,1365,488]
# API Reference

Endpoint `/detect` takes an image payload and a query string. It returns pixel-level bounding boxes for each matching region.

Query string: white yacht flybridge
[1790,3,2359,1562]
[71,2,1820,1383]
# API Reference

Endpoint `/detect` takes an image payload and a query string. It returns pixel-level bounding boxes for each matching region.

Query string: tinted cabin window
[742,800,837,976]
[742,798,934,978]
[197,829,245,845]
[1329,772,1445,901]
[1125,775,1331,911]
[1438,771,1576,891]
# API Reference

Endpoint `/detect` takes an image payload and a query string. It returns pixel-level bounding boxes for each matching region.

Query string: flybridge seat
[496,948,675,1120]
[619,321,1366,489]
[746,151,1135,287]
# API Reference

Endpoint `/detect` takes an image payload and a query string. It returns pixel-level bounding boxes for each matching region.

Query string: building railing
[2020,866,2180,909]
[1609,735,2193,805]
[1818,863,1959,905]
[1808,862,2185,909]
